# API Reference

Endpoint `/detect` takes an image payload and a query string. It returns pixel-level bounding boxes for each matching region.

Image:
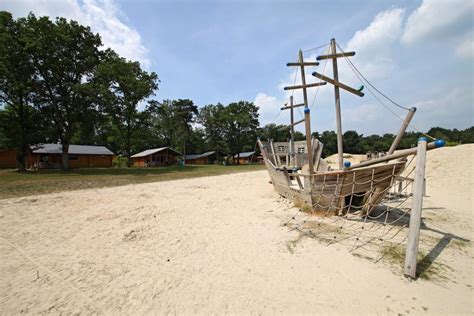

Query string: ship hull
[259,141,406,215]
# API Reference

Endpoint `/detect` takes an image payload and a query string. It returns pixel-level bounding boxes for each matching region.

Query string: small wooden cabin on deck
[131,147,182,167]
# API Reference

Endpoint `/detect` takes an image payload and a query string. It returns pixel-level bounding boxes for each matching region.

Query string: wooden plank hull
[263,156,405,215]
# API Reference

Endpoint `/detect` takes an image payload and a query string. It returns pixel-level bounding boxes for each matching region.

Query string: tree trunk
[126,119,132,167]
[16,97,27,172]
[61,143,69,171]
[16,148,27,172]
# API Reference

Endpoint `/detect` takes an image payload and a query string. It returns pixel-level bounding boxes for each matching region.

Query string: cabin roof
[32,144,114,155]
[131,147,182,158]
[185,151,216,160]
[235,151,255,158]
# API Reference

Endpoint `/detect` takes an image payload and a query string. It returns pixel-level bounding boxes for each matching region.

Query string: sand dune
[0,145,472,314]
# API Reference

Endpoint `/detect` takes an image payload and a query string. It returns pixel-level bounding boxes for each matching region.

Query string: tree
[20,14,104,170]
[95,51,158,166]
[318,131,337,157]
[343,130,363,154]
[258,124,290,142]
[0,12,44,171]
[223,101,259,162]
[149,99,197,154]
[198,103,227,155]
[170,99,198,157]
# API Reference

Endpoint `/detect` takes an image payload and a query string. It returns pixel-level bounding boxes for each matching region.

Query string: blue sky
[2,0,473,135]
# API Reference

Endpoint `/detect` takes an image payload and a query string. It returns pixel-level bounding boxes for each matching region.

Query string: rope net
[281,154,418,262]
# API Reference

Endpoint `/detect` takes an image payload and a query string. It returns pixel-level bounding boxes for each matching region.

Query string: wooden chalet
[131,147,182,167]
[0,144,115,169]
[185,151,224,165]
[234,151,258,164]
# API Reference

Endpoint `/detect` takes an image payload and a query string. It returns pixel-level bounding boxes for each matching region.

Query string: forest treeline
[1,11,473,171]
[260,124,474,158]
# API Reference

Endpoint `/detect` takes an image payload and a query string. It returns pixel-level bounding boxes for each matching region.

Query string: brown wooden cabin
[185,151,224,165]
[234,151,259,164]
[0,144,115,169]
[0,149,18,168]
[131,147,182,167]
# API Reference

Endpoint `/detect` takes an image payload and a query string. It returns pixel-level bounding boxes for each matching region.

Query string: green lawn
[0,164,265,199]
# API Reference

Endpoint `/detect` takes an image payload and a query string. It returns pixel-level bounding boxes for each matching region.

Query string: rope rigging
[335,42,411,112]
[335,42,436,141]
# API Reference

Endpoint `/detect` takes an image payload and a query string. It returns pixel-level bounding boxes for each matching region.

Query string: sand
[0,145,472,314]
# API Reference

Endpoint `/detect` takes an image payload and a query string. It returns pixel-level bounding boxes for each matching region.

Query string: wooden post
[269,139,277,166]
[404,137,427,279]
[330,38,344,169]
[388,107,417,155]
[298,49,314,177]
[290,96,296,168]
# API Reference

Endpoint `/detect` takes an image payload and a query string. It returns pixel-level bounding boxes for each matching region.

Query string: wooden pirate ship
[258,38,445,215]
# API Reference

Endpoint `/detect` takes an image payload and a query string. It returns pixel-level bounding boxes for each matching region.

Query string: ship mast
[283,50,326,175]
[313,38,363,169]
[330,38,344,169]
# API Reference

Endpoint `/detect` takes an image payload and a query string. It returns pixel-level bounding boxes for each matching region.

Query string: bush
[112,156,128,168]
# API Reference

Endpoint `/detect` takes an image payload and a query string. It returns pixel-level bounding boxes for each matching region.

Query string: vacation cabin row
[0,144,260,169]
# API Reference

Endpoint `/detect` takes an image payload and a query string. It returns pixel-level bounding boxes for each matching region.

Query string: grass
[379,243,451,280]
[0,164,265,199]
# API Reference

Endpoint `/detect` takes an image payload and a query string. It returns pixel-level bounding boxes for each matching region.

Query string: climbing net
[283,154,418,262]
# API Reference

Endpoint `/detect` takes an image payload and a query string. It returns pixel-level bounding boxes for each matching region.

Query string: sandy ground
[0,145,472,314]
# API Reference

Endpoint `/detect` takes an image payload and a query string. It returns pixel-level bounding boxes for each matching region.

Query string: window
[278,146,286,152]
[297,147,306,154]
[69,154,78,160]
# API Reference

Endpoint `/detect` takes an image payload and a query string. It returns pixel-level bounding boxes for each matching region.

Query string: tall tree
[172,99,198,157]
[223,101,259,162]
[95,51,159,166]
[0,12,44,171]
[151,99,198,155]
[198,103,227,155]
[21,14,104,170]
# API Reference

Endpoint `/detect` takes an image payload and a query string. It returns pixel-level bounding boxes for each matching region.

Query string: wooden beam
[312,71,364,97]
[404,138,427,279]
[388,107,417,154]
[286,62,320,67]
[347,141,439,169]
[316,51,355,61]
[280,103,305,110]
[283,82,326,90]
[278,118,305,130]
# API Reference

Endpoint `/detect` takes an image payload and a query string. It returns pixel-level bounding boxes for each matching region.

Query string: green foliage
[198,101,259,158]
[94,50,159,166]
[18,13,105,170]
[148,99,197,155]
[0,12,46,170]
[112,156,128,168]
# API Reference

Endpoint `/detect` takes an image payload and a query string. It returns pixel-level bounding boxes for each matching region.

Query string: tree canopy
[0,10,473,170]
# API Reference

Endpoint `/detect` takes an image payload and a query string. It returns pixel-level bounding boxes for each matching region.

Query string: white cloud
[455,31,474,59]
[254,93,285,126]
[401,0,474,60]
[1,0,150,67]
[344,8,405,80]
[402,0,473,45]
